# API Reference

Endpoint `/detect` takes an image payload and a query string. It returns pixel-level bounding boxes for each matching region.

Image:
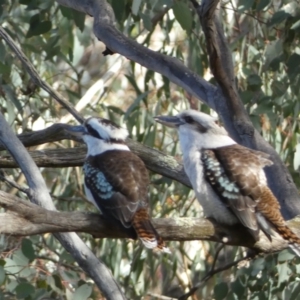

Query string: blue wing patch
[83,163,114,200]
[202,151,239,199]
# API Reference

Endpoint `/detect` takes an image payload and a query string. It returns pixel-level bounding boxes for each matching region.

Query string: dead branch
[1,190,300,256]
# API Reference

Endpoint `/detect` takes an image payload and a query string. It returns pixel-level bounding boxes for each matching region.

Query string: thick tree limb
[56,0,218,109]
[0,146,189,186]
[0,114,126,300]
[197,0,243,119]
[0,190,299,255]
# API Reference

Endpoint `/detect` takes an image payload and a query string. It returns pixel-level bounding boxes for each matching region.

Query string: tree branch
[197,0,243,118]
[56,0,219,108]
[0,190,299,255]
[0,124,191,187]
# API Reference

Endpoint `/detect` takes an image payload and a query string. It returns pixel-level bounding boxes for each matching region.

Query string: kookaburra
[155,109,300,255]
[66,117,169,253]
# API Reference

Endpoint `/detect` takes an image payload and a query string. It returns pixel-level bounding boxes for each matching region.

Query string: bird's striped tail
[259,186,300,257]
[275,225,300,257]
[132,208,170,253]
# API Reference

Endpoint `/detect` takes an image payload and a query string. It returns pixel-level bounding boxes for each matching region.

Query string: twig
[0,26,84,124]
[210,244,224,271]
[0,172,29,196]
[147,293,176,300]
[178,251,255,300]
[36,255,82,272]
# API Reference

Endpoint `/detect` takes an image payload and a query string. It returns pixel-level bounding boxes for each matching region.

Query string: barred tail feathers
[288,244,300,257]
[275,224,300,257]
[259,186,300,257]
[132,208,170,253]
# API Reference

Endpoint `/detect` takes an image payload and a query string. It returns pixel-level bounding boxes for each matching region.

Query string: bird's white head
[84,117,129,141]
[155,109,236,149]
[66,117,129,156]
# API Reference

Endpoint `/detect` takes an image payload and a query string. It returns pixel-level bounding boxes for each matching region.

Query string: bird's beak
[154,115,183,128]
[63,124,87,136]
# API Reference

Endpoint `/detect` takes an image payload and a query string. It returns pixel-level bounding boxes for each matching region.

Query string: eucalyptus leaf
[0,266,5,285]
[21,238,36,261]
[214,282,228,300]
[173,0,192,32]
[26,14,52,38]
[73,284,92,300]
[277,263,291,286]
[73,10,85,32]
[256,0,270,11]
[132,0,142,16]
[15,282,35,299]
[2,85,23,114]
[124,91,150,120]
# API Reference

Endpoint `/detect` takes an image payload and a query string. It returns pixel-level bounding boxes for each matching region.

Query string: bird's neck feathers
[83,135,130,156]
[178,126,236,152]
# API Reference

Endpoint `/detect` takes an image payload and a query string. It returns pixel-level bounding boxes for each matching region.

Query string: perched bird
[66,117,169,253]
[155,109,300,255]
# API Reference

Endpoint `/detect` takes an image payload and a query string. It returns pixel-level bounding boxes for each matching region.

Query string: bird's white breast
[178,129,238,225]
[84,183,101,211]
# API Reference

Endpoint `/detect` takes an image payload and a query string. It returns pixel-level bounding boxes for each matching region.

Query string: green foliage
[173,0,193,33]
[1,0,300,299]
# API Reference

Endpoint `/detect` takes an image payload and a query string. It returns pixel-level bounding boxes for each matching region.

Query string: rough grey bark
[1,190,299,255]
[0,113,126,300]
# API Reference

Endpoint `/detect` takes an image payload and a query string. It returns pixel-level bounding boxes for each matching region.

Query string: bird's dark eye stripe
[184,116,194,123]
[86,124,102,139]
[197,123,207,133]
[101,118,120,129]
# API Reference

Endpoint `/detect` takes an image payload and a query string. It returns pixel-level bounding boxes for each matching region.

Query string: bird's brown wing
[213,145,300,248]
[84,150,149,228]
[202,144,274,240]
